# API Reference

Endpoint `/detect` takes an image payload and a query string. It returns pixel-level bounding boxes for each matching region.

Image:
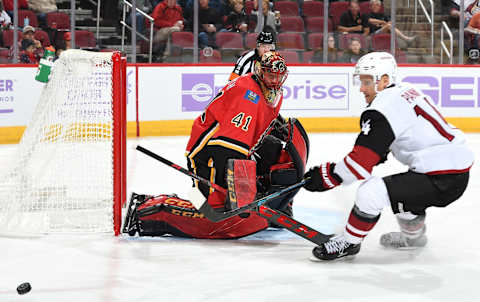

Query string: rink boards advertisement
[0,64,479,142]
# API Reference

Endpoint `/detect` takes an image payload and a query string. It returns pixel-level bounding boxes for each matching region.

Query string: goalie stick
[135,145,331,244]
[135,145,307,222]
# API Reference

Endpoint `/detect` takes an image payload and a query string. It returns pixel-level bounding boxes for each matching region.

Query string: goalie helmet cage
[0,50,127,236]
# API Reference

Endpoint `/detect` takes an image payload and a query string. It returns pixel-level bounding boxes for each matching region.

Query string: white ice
[1,133,479,302]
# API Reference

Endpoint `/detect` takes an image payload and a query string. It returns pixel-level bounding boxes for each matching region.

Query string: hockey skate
[379,231,427,249]
[380,215,428,249]
[311,235,361,261]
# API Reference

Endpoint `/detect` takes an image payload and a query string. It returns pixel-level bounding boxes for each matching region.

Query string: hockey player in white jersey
[304,52,474,261]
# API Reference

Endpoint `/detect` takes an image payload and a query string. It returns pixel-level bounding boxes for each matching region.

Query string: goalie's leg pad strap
[136,195,269,239]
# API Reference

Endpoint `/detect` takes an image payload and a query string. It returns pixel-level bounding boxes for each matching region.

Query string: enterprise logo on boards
[0,79,15,114]
[181,73,228,112]
[181,72,350,112]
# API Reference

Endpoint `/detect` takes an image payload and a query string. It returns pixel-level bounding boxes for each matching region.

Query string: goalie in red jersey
[123,51,310,239]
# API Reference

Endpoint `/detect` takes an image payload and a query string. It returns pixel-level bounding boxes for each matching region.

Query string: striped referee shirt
[228,49,261,81]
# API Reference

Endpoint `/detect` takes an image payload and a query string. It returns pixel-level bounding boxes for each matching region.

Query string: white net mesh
[0,50,118,235]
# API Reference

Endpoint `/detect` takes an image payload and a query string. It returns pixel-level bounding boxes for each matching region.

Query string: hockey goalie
[123,51,309,239]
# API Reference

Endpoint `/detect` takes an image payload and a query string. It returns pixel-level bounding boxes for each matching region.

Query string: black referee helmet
[256,31,276,45]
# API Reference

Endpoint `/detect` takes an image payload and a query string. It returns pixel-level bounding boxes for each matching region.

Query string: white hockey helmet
[353,52,397,89]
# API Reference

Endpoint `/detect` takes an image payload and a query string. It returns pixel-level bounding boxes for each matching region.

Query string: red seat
[46,12,70,30]
[307,33,323,50]
[0,48,10,63]
[371,33,391,50]
[278,50,300,63]
[34,30,51,47]
[274,1,299,16]
[199,49,222,62]
[171,31,194,48]
[75,30,96,48]
[2,30,23,48]
[305,16,333,32]
[280,16,304,32]
[278,33,304,50]
[302,50,314,63]
[339,33,368,50]
[245,32,257,49]
[330,1,349,28]
[360,1,384,14]
[215,32,243,49]
[18,10,39,28]
[303,1,324,17]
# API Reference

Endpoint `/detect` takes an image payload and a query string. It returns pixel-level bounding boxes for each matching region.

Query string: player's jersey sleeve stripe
[334,155,371,185]
[348,145,381,174]
[345,155,371,179]
[207,139,249,156]
[187,123,220,159]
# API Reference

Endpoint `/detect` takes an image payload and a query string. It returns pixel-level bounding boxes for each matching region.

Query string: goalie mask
[255,51,288,107]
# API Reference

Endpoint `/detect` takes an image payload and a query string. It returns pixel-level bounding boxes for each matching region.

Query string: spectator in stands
[19,38,39,63]
[185,0,226,17]
[152,0,184,62]
[366,0,416,45]
[339,37,365,63]
[223,0,249,33]
[310,34,341,63]
[63,31,71,49]
[338,0,369,36]
[185,0,223,49]
[3,0,28,18]
[465,11,480,51]
[0,1,10,47]
[22,25,42,51]
[251,0,281,35]
[27,0,57,29]
[443,0,479,23]
[119,0,152,37]
[0,1,11,29]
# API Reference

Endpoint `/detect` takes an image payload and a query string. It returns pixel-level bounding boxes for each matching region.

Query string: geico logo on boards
[401,75,480,107]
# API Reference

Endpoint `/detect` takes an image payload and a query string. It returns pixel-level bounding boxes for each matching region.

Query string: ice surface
[1,133,479,302]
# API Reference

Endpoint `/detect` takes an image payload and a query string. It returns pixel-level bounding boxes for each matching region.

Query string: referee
[228,30,276,81]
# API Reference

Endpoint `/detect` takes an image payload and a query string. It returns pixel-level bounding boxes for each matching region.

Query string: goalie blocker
[124,117,309,239]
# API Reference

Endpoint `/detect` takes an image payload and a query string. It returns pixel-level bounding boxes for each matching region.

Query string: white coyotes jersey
[370,83,474,174]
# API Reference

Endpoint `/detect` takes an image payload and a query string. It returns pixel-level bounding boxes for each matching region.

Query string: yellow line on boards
[1,118,480,144]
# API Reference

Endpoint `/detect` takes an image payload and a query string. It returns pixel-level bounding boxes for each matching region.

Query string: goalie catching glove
[304,163,343,192]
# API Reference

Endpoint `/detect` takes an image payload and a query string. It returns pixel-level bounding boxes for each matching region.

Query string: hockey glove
[304,163,343,192]
[250,134,283,176]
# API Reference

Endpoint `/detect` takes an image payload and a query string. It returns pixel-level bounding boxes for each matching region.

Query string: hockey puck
[16,282,31,295]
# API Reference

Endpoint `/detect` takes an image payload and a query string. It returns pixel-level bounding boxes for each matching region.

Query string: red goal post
[0,50,127,236]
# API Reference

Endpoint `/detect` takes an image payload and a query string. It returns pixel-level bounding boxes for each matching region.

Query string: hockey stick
[135,145,309,222]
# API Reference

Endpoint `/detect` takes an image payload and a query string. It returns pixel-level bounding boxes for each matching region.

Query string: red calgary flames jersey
[186,73,282,158]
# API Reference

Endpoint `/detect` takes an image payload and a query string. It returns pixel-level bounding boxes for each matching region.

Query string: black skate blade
[308,254,357,262]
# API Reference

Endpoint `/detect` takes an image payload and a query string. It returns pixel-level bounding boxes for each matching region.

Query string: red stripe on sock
[348,211,377,232]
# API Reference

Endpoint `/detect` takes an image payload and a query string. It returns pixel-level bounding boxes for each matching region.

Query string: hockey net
[0,50,126,236]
